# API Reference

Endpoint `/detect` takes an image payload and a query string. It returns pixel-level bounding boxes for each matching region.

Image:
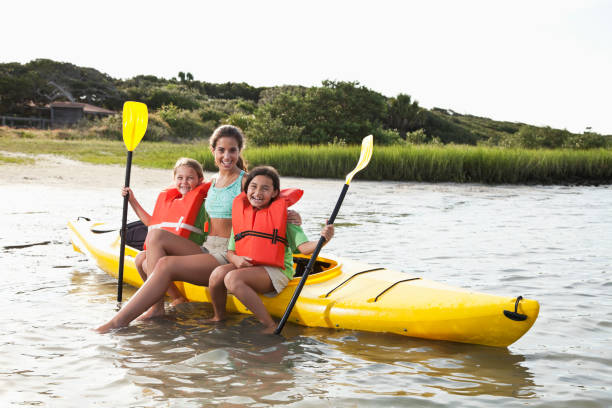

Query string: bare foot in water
[94,320,120,334]
[200,315,225,324]
[135,303,166,321]
[261,324,277,334]
[170,297,188,307]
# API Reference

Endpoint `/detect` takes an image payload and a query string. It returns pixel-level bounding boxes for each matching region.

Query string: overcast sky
[3,0,611,134]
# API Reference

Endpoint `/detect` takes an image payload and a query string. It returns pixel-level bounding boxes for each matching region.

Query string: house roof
[49,102,115,114]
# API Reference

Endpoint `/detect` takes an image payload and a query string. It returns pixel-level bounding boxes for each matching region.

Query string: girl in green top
[207,166,334,334]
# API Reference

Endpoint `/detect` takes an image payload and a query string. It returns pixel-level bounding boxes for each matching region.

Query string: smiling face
[246,175,279,210]
[173,165,202,195]
[211,136,241,172]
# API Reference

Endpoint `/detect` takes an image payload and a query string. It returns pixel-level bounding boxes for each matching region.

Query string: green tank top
[204,170,245,219]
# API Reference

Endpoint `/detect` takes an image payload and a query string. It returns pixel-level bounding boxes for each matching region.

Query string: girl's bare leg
[143,229,205,312]
[134,251,147,282]
[206,264,237,322]
[133,252,163,320]
[134,250,185,316]
[95,253,220,333]
[224,267,276,332]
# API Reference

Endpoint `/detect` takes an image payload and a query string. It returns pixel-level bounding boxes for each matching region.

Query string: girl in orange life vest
[207,166,334,334]
[122,157,208,307]
[95,126,302,332]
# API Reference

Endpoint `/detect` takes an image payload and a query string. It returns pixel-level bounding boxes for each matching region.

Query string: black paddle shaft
[117,151,133,302]
[274,183,349,334]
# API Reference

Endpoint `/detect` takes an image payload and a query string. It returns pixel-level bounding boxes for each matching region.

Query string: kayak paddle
[275,135,374,334]
[117,101,148,302]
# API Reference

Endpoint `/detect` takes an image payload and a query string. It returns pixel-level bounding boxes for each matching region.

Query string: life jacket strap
[148,217,204,235]
[234,229,288,245]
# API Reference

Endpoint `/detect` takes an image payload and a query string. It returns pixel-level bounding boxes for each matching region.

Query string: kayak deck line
[323,267,386,297]
[372,277,421,302]
[67,218,540,347]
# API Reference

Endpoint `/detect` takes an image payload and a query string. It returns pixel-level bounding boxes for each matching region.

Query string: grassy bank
[248,144,612,184]
[1,128,611,184]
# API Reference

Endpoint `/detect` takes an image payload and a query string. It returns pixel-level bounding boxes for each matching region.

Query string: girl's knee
[154,256,173,275]
[135,252,146,268]
[147,229,167,245]
[223,271,242,293]
[209,267,227,289]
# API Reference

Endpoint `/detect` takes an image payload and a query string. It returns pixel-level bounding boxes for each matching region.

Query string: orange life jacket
[146,182,211,248]
[232,188,303,267]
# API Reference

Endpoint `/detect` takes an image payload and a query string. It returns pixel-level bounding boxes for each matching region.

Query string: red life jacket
[232,188,303,268]
[146,182,211,248]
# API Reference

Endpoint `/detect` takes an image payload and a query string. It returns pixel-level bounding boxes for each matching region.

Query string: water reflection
[290,329,536,399]
[91,300,536,406]
[107,311,298,406]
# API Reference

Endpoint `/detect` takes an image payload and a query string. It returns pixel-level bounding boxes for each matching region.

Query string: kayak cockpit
[290,254,341,284]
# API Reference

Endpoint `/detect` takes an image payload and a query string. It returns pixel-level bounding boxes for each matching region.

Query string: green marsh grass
[1,129,611,184]
[246,144,612,184]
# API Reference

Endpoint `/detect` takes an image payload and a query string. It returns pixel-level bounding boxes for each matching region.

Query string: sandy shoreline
[0,152,189,189]
[0,151,342,191]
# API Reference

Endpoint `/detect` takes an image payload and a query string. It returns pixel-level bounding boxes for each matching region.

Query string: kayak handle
[503,296,528,321]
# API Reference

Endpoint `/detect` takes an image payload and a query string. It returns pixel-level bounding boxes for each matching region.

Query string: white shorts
[201,236,229,265]
[263,266,290,296]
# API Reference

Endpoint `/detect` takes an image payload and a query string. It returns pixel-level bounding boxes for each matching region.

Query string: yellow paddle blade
[345,135,373,185]
[122,101,148,151]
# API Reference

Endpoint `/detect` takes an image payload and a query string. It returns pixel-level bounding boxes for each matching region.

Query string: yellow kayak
[68,218,539,347]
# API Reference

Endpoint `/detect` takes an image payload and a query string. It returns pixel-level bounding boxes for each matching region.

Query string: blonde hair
[173,157,204,179]
[209,125,248,171]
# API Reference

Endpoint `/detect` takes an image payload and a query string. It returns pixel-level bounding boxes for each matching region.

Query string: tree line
[1,59,609,149]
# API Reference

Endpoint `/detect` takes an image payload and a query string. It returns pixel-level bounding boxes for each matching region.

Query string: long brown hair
[209,125,248,172]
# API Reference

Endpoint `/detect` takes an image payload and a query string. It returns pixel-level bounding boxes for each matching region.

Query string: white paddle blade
[345,135,374,185]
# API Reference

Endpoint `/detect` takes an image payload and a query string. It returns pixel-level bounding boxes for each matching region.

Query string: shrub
[563,132,609,149]
[198,107,225,123]
[255,80,386,145]
[515,125,571,149]
[405,129,428,144]
[145,114,173,141]
[223,113,255,133]
[236,99,257,114]
[372,127,404,145]
[158,104,209,139]
[248,110,304,146]
[89,114,122,140]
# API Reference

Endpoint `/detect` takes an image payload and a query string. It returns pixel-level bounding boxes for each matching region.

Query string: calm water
[1,177,611,407]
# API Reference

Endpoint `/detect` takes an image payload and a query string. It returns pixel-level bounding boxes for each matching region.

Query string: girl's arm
[296,224,334,255]
[122,187,152,226]
[226,250,253,268]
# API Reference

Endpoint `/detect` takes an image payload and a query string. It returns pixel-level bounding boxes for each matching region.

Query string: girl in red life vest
[207,166,334,334]
[95,127,302,333]
[122,157,209,310]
